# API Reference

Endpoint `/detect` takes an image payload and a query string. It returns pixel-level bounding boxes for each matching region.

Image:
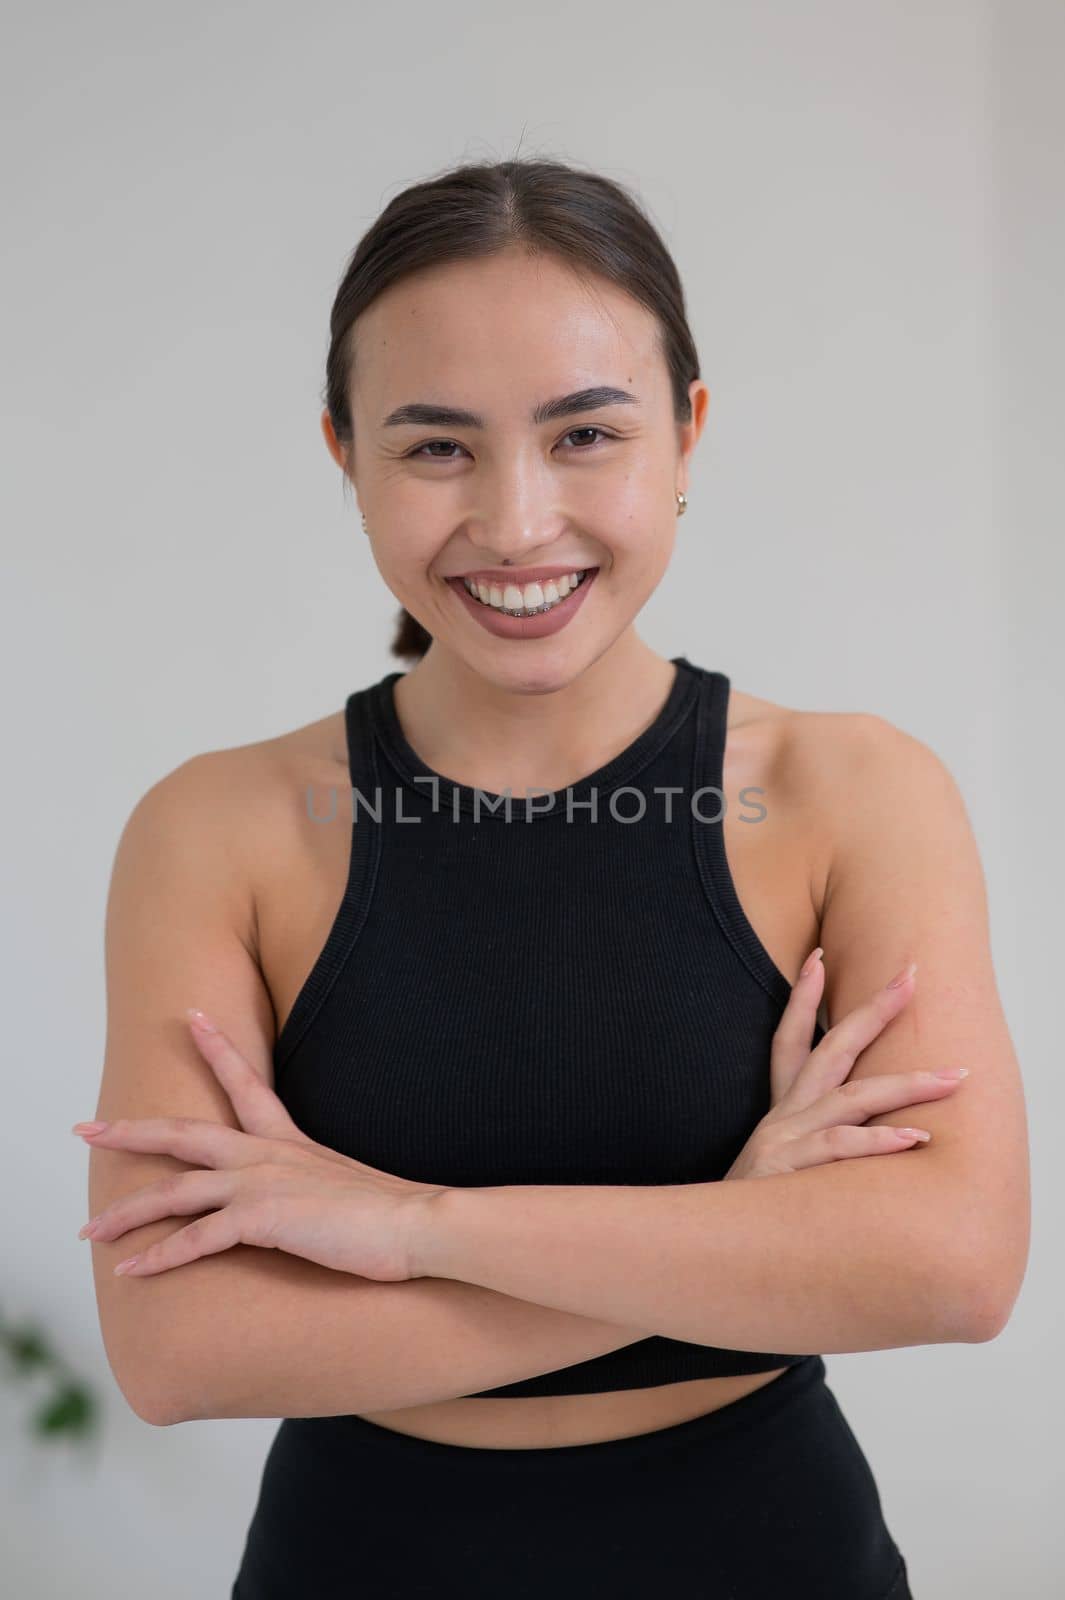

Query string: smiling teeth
[462,570,589,616]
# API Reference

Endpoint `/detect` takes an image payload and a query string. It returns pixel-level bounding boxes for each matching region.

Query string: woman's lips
[447,568,599,640]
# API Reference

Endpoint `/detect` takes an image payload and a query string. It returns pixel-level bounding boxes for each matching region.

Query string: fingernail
[113,1256,140,1275]
[72,1121,108,1137]
[886,961,918,989]
[897,1128,932,1142]
[78,1218,101,1239]
[934,1066,969,1080]
[186,1008,218,1032]
[800,947,823,980]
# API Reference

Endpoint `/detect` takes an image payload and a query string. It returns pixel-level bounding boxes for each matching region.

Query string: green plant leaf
[4,1324,53,1373]
[34,1382,96,1437]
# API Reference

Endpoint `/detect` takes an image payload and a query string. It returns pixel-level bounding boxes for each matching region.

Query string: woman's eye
[408,439,465,460]
[563,426,613,449]
[406,427,614,462]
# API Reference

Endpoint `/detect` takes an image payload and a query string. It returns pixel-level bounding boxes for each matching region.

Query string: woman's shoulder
[721,680,875,803]
[114,704,352,939]
[725,681,960,915]
[727,680,942,783]
[129,704,347,831]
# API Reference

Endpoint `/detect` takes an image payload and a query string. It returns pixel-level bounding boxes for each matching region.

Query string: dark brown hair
[323,157,701,662]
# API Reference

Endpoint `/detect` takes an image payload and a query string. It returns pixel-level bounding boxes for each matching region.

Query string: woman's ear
[319,408,348,473]
[677,380,710,485]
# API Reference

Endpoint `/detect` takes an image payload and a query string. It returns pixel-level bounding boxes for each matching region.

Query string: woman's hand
[73,1011,450,1281]
[724,952,968,1180]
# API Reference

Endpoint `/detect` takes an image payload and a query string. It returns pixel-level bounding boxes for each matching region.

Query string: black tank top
[273,655,824,1396]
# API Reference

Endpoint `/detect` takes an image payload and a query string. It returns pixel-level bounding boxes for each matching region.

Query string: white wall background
[2,0,1060,1593]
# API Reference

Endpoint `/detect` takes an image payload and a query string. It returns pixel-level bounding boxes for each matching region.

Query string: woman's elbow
[94,1268,201,1426]
[101,1332,191,1427]
[953,1224,1030,1344]
[960,1266,1027,1344]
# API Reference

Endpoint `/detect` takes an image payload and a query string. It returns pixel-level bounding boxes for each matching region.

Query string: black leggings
[231,1354,913,1598]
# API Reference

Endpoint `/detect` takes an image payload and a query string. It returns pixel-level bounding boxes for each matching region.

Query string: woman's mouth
[445,566,599,640]
[459,568,593,616]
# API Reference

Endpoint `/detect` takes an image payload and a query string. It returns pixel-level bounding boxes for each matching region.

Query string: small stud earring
[676,491,688,516]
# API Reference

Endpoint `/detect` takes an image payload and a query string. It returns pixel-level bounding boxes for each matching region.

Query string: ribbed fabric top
[273,655,824,1397]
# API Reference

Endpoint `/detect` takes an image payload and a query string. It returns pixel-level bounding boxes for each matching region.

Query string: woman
[80,158,1029,1598]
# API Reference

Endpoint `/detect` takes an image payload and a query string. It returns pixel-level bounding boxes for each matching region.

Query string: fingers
[186,1010,304,1141]
[785,1065,967,1140]
[726,1116,932,1180]
[75,1114,254,1168]
[80,1169,234,1243]
[780,963,919,1113]
[109,1206,249,1278]
[769,947,825,1099]
[785,1124,933,1171]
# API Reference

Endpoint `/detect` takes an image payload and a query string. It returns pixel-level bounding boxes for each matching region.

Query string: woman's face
[328,246,707,689]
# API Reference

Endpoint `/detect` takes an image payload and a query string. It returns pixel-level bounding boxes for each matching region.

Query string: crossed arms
[86,719,1030,1425]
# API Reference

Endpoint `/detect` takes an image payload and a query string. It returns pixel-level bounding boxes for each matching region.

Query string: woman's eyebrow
[381,386,640,430]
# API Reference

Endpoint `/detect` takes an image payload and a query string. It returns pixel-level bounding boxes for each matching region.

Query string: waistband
[316,1354,827,1474]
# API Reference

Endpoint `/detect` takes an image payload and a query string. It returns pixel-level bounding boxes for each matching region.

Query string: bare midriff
[354,1367,795,1449]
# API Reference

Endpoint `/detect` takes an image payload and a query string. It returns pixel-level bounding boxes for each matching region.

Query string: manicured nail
[896,1128,931,1142]
[186,1008,218,1032]
[886,961,918,989]
[72,1121,109,1137]
[934,1066,969,1080]
[78,1218,101,1239]
[800,947,824,980]
[113,1256,140,1275]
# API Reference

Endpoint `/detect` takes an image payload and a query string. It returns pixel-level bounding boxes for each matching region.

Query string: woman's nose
[467,509,567,564]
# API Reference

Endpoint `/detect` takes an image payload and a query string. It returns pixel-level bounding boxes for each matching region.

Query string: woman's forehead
[355,264,662,415]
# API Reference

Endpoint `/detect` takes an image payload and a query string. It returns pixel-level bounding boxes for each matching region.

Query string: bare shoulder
[728,680,939,769]
[725,683,964,918]
[723,681,887,796]
[119,704,350,951]
[770,695,961,822]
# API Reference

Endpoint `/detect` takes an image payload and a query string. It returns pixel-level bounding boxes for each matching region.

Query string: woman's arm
[88,754,645,1427]
[410,715,1032,1352]
[171,1257,646,1424]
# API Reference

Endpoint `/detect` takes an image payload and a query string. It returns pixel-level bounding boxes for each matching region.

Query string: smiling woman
[83,154,1028,1600]
[325,239,700,695]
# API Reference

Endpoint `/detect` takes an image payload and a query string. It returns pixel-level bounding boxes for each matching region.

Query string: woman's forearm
[409,1153,996,1354]
[168,1246,647,1424]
